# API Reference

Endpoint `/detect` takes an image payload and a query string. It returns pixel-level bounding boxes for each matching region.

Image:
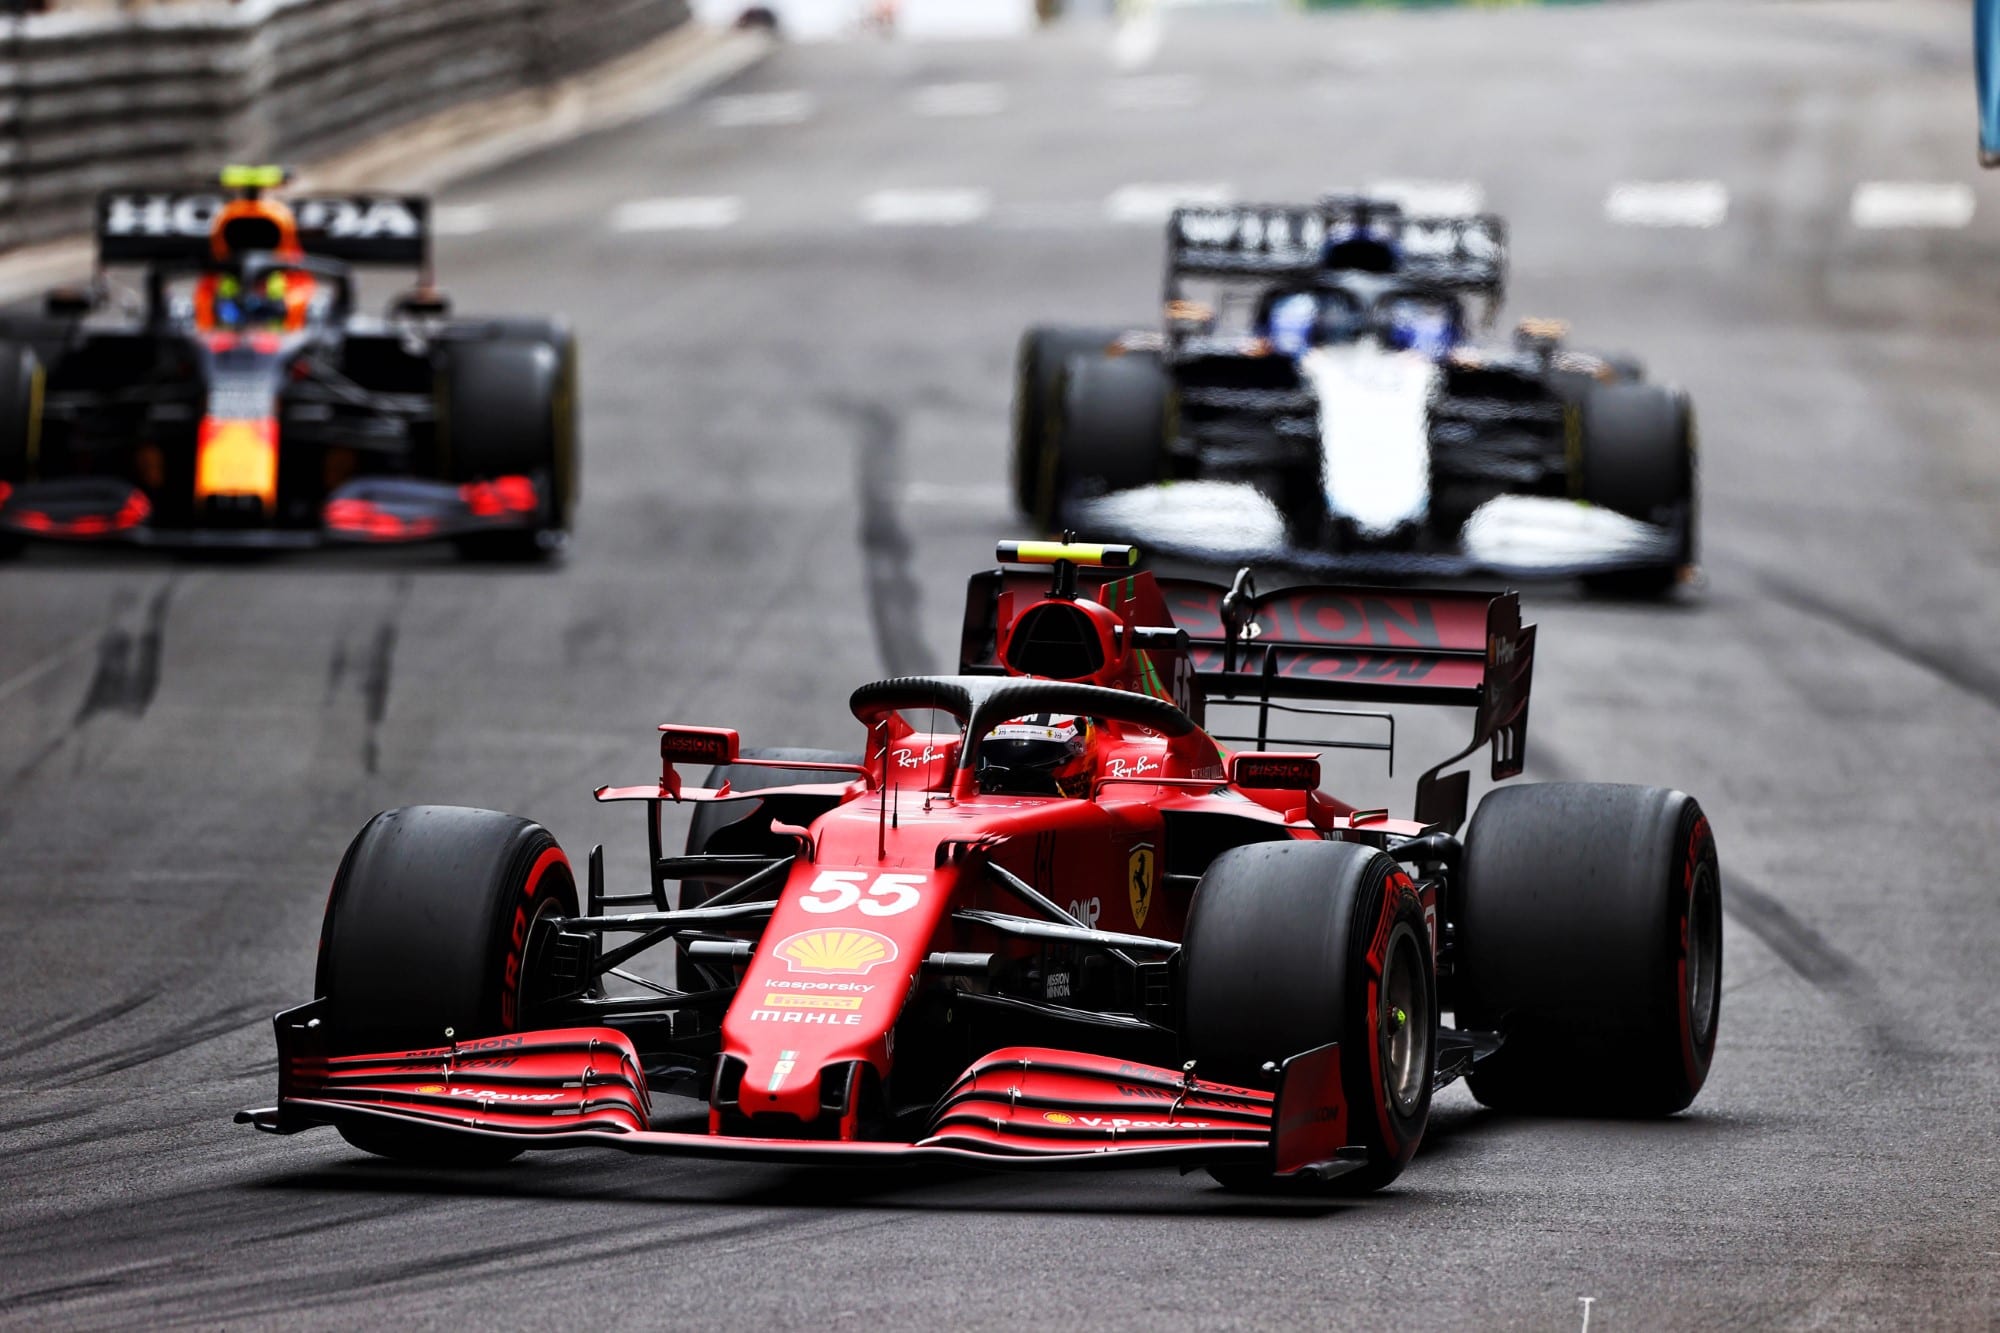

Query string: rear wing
[1155,574,1533,833]
[1165,200,1506,301]
[958,564,1533,833]
[95,189,431,270]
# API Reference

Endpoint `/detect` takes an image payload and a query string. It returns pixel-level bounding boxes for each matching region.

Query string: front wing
[1068,481,1690,582]
[238,1006,1364,1179]
[0,474,547,549]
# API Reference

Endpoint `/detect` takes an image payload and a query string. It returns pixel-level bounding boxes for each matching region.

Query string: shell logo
[1043,1111,1076,1125]
[775,928,899,976]
[417,1084,445,1094]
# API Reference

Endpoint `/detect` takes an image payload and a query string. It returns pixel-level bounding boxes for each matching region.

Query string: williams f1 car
[0,166,575,558]
[241,541,1722,1191]
[1014,197,1698,596]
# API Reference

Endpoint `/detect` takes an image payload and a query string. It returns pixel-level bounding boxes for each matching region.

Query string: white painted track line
[1851,182,1976,229]
[1366,179,1486,215]
[1103,75,1203,110]
[860,188,993,226]
[1605,181,1729,228]
[431,204,496,236]
[1105,182,1234,225]
[910,82,1008,118]
[703,91,816,128]
[611,196,745,231]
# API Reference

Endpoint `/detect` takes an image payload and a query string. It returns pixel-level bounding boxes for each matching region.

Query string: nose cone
[720,847,959,1127]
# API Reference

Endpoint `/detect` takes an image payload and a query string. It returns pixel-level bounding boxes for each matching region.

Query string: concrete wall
[0,0,691,249]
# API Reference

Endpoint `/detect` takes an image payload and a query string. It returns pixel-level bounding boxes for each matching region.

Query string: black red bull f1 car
[0,166,575,559]
[241,541,1722,1191]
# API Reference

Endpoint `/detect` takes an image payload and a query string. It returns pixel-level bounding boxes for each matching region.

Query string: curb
[0,22,772,303]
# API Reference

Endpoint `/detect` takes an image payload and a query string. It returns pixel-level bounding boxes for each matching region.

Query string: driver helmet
[1266,292,1320,359]
[979,713,1094,796]
[204,198,309,331]
[1380,297,1463,357]
[209,197,302,264]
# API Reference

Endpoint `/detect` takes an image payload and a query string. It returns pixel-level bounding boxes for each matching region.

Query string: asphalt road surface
[4,1,1999,1327]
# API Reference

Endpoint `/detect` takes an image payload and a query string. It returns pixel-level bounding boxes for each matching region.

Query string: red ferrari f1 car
[241,541,1722,1192]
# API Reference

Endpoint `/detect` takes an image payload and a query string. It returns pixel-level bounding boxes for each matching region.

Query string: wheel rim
[1686,860,1721,1048]
[517,893,573,1026]
[1380,924,1431,1118]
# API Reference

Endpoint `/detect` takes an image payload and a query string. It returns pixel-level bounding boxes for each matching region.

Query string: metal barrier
[0,0,690,250]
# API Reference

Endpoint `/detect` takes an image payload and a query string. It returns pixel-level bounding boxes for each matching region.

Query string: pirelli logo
[764,995,863,1011]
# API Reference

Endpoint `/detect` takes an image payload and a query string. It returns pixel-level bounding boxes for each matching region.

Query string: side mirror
[658,726,740,769]
[1512,317,1567,358]
[44,287,92,318]
[1230,752,1321,791]
[390,287,450,319]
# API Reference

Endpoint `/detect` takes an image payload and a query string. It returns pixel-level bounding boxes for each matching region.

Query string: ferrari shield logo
[1128,844,1156,928]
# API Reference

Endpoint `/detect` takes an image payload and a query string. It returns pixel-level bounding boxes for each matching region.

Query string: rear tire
[316,805,578,1163]
[1578,383,1695,599]
[0,340,41,560]
[1012,326,1123,526]
[1456,783,1721,1117]
[442,330,578,562]
[1182,841,1435,1194]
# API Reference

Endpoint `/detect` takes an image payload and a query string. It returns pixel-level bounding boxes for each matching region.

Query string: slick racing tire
[1013,326,1123,527]
[443,327,578,562]
[1456,783,1721,1117]
[0,340,42,560]
[317,805,578,1164]
[1182,841,1436,1195]
[1051,352,1170,511]
[1578,382,1695,599]
[683,748,865,906]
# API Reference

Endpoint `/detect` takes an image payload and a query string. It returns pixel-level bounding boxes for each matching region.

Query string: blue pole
[1981,0,2000,165]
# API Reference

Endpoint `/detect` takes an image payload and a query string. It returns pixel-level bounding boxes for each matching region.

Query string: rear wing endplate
[95,190,430,269]
[1156,573,1534,833]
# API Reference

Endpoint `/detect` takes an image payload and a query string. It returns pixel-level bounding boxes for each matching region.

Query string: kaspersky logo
[774,928,899,976]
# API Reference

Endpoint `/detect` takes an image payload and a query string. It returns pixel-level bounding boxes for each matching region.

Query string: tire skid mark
[839,398,938,677]
[0,1106,80,1136]
[186,1213,902,1326]
[323,638,348,707]
[191,1222,760,1324]
[1751,566,2000,713]
[0,1256,180,1314]
[0,992,157,1065]
[37,999,275,1081]
[5,578,177,789]
[360,574,412,775]
[74,580,174,724]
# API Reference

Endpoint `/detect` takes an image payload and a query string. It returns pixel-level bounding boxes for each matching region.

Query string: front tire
[1456,783,1721,1117]
[1048,351,1170,516]
[442,329,578,562]
[0,340,41,560]
[1578,383,1695,599]
[1012,326,1123,526]
[316,805,578,1162]
[1182,840,1436,1194]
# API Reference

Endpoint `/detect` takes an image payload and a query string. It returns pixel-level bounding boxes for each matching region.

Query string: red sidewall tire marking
[500,844,569,1029]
